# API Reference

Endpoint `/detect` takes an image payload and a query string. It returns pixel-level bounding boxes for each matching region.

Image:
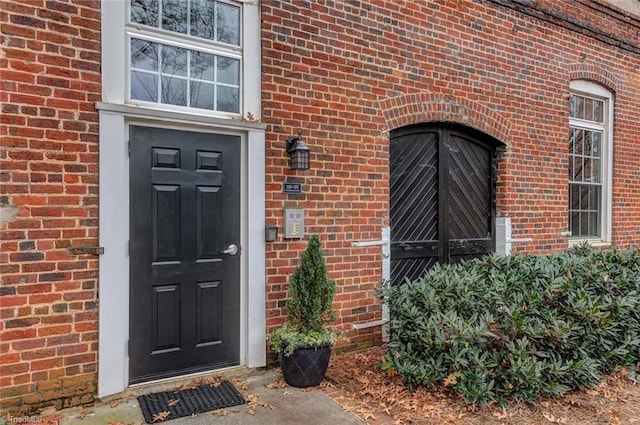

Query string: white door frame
[98,0,264,397]
[97,104,266,397]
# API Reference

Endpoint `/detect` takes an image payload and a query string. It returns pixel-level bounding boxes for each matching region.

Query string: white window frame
[102,0,260,119]
[126,0,243,115]
[568,80,614,246]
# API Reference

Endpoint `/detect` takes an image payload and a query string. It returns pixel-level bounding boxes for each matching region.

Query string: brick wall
[261,0,640,341]
[0,0,101,414]
[1,0,639,415]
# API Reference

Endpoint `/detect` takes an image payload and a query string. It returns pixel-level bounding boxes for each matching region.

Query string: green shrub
[381,245,640,405]
[270,234,337,356]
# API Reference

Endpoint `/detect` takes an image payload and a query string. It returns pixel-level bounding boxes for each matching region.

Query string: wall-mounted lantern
[285,132,310,170]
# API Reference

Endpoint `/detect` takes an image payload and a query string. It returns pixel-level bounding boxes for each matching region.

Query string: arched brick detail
[568,63,622,93]
[380,93,512,144]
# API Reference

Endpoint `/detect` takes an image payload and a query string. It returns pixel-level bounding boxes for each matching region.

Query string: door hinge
[127,240,130,256]
[126,339,130,356]
[128,140,131,156]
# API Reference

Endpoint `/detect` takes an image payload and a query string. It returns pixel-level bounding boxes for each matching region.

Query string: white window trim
[569,80,614,245]
[99,0,264,398]
[102,0,260,119]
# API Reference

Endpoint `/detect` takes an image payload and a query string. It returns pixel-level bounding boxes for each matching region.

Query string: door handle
[221,244,238,256]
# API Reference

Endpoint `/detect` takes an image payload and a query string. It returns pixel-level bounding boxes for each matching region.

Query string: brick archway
[568,63,622,93]
[379,93,512,144]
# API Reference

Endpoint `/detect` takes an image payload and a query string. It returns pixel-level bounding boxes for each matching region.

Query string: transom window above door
[127,0,242,114]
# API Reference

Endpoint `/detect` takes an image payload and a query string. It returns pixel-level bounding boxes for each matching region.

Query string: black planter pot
[278,343,332,388]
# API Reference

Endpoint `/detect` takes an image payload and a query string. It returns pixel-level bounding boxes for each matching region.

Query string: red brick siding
[261,0,640,342]
[0,0,638,414]
[0,0,101,414]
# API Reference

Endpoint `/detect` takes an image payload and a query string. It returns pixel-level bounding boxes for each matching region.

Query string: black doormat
[137,380,245,423]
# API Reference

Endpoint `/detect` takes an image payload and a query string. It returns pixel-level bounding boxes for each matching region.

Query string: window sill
[568,239,612,249]
[96,102,266,131]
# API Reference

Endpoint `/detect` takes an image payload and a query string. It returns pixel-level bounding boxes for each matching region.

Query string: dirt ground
[320,346,640,425]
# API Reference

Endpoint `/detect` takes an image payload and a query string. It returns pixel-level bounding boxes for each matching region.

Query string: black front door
[390,124,497,285]
[129,126,241,384]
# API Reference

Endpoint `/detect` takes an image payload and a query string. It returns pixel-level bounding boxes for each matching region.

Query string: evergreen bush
[381,245,640,405]
[271,235,337,356]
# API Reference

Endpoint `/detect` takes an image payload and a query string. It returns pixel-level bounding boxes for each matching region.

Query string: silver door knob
[221,244,238,256]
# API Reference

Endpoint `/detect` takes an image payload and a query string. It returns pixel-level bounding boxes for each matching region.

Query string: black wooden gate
[390,124,499,285]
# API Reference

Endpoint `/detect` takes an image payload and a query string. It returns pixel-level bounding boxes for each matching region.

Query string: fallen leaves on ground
[39,416,62,425]
[265,377,288,389]
[211,408,229,417]
[231,377,249,392]
[77,409,93,419]
[245,393,275,415]
[150,411,170,423]
[321,345,640,425]
[165,399,180,407]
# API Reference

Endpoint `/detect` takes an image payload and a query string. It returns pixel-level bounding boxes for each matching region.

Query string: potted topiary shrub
[270,234,337,387]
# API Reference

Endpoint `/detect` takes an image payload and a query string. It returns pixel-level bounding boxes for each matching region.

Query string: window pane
[574,129,583,156]
[570,211,580,236]
[568,127,575,154]
[131,39,158,71]
[580,185,589,210]
[591,158,601,183]
[162,0,187,34]
[590,131,601,156]
[129,38,239,113]
[569,95,576,118]
[217,57,239,85]
[190,81,214,109]
[583,157,593,182]
[568,155,574,180]
[576,157,583,182]
[191,50,215,81]
[588,212,600,237]
[190,0,215,40]
[584,98,593,122]
[161,45,188,77]
[131,0,241,47]
[568,183,602,238]
[592,99,604,122]
[131,71,158,102]
[569,185,578,210]
[161,76,187,106]
[216,85,239,112]
[574,95,584,119]
[217,2,240,45]
[580,212,589,236]
[589,186,601,210]
[131,0,158,27]
[572,157,583,182]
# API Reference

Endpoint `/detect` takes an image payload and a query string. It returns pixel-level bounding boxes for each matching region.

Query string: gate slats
[390,126,497,286]
[448,134,491,239]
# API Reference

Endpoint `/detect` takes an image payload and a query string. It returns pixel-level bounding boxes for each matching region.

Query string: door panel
[390,125,497,284]
[129,126,241,384]
[447,132,493,264]
[153,185,180,261]
[196,281,222,345]
[196,186,221,259]
[152,284,180,352]
[390,131,439,285]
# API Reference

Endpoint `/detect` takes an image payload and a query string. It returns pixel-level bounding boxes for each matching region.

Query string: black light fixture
[285,131,310,170]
